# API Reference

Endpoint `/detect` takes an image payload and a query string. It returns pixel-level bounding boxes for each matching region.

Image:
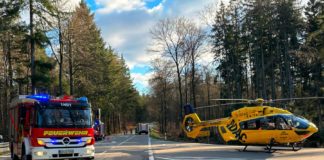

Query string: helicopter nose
[308,123,318,133]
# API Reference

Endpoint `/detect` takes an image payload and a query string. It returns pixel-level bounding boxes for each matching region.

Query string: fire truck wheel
[11,154,18,160]
[21,144,32,160]
[10,144,18,160]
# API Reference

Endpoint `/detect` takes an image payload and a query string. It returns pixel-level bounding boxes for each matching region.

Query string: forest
[0,0,146,138]
[147,0,323,145]
[0,0,323,145]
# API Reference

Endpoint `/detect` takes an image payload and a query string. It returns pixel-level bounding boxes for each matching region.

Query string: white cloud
[108,34,125,48]
[125,52,161,69]
[93,0,215,94]
[131,72,154,93]
[147,1,164,13]
[20,0,81,24]
[96,0,163,14]
[198,51,214,66]
[57,0,81,12]
[96,0,145,14]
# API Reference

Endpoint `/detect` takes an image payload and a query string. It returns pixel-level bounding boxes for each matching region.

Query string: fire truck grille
[40,137,88,148]
[53,153,79,158]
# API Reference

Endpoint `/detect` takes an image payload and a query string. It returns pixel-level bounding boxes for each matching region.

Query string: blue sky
[45,0,215,94]
[20,0,309,94]
[80,0,216,94]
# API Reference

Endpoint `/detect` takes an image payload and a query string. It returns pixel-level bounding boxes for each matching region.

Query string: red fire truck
[93,109,105,141]
[8,94,95,160]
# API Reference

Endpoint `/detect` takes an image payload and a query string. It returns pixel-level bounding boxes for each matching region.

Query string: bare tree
[183,22,206,107]
[150,58,173,134]
[46,0,73,95]
[150,17,192,121]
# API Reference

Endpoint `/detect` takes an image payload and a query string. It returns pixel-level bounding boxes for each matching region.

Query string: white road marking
[118,135,135,146]
[148,135,155,160]
[98,135,135,154]
[155,156,246,160]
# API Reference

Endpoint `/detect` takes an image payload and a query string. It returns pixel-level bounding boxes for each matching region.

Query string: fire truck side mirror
[20,117,24,124]
[20,116,31,132]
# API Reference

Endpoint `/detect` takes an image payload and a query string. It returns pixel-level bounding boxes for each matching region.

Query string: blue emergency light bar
[26,94,89,104]
[26,94,50,102]
[77,97,88,103]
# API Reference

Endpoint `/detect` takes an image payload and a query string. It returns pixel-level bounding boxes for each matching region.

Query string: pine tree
[211,1,246,99]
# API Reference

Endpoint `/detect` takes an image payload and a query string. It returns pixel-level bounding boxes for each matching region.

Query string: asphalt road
[1,134,324,160]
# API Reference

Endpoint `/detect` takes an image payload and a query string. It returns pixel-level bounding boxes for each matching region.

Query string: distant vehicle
[9,94,95,160]
[94,120,105,141]
[182,98,320,152]
[93,109,105,141]
[137,123,149,135]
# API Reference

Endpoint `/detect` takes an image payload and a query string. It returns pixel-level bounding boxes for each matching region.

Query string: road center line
[100,135,136,154]
[148,135,155,160]
[118,135,135,146]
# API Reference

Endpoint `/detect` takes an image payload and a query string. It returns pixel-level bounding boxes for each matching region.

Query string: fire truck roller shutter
[23,137,32,156]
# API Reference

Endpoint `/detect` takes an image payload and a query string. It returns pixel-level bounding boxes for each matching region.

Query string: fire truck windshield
[35,105,92,128]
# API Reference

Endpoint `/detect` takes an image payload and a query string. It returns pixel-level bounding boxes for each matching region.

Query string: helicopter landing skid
[238,145,248,152]
[264,145,277,153]
[263,143,303,152]
[237,145,277,153]
[292,142,303,151]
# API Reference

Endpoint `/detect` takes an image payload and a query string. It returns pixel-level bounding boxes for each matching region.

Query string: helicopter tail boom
[182,104,230,139]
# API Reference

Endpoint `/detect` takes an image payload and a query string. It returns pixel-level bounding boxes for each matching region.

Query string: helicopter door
[239,118,263,144]
[262,116,292,144]
[273,116,293,143]
[258,116,281,144]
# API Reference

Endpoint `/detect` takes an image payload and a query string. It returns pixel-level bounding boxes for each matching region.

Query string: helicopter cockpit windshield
[282,114,309,129]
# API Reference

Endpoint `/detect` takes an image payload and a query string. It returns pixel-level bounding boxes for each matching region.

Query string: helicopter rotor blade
[210,99,249,101]
[196,102,249,110]
[266,97,324,102]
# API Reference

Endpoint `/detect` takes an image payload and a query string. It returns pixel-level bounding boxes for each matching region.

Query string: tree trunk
[282,32,293,98]
[118,113,121,133]
[68,33,74,95]
[184,67,188,104]
[29,0,36,94]
[163,79,167,134]
[58,17,63,95]
[315,62,322,128]
[175,62,183,125]
[191,50,197,107]
[7,34,14,100]
[159,94,163,132]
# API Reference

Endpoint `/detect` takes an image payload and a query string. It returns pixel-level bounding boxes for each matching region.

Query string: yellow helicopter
[182,98,322,152]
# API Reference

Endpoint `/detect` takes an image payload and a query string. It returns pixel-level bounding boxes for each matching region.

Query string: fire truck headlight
[34,151,47,157]
[86,148,94,155]
[37,139,45,146]
[86,138,92,144]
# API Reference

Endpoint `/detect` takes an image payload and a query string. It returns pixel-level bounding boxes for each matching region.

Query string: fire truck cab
[8,94,95,160]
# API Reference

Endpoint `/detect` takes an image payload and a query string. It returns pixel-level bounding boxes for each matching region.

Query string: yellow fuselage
[183,106,318,145]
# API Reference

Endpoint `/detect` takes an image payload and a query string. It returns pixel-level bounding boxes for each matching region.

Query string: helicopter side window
[247,120,256,129]
[266,116,276,130]
[275,116,290,130]
[260,118,269,130]
[282,115,309,129]
[240,121,247,129]
[240,119,260,130]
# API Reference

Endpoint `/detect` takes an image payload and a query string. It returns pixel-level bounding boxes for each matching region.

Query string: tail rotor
[182,104,203,138]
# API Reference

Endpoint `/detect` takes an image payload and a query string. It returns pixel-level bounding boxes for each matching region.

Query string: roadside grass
[149,128,162,139]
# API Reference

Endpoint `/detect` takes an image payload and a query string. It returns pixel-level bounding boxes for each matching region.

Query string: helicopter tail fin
[182,104,205,138]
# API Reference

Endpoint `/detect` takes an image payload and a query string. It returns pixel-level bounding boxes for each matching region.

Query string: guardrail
[0,142,9,154]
